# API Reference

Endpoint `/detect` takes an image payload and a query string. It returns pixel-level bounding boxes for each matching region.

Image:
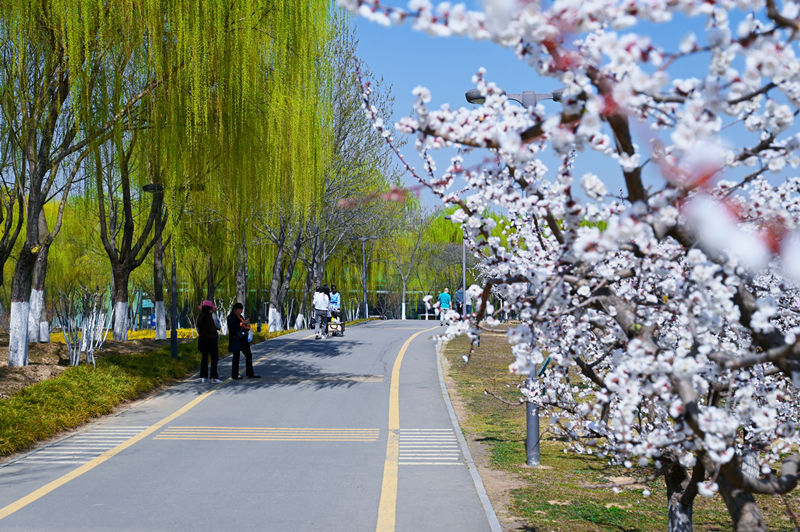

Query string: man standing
[227,302,260,379]
[437,287,451,326]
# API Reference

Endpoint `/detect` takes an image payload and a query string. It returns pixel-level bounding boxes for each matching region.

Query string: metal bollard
[525,376,540,466]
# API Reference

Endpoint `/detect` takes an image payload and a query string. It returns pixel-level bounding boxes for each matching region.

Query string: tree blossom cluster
[343,0,800,528]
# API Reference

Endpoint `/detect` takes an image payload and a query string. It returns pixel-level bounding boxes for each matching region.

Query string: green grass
[443,334,800,531]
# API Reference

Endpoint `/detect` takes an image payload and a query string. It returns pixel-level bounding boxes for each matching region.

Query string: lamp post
[357,235,379,319]
[169,244,178,359]
[465,88,562,467]
[445,215,468,318]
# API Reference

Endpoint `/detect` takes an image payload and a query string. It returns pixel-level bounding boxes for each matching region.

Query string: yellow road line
[0,331,316,521]
[0,388,217,520]
[376,327,437,532]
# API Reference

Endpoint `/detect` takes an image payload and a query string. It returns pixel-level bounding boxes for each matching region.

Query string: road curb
[435,338,503,532]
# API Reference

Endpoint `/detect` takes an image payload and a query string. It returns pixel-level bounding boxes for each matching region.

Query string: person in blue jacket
[437,288,451,326]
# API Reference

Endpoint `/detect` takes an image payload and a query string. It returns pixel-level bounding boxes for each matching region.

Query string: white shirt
[313,292,330,311]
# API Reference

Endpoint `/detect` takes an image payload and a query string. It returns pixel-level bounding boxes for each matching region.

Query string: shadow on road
[154,335,378,397]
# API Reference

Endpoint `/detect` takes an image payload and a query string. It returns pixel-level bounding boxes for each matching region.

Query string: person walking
[313,286,330,339]
[437,287,452,326]
[226,302,260,379]
[329,284,344,336]
[197,300,221,383]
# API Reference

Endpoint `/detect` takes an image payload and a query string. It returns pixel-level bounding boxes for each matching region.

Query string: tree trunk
[401,279,407,320]
[268,229,287,332]
[665,461,694,532]
[9,198,42,366]
[154,234,166,340]
[717,471,766,531]
[206,255,217,299]
[112,266,131,341]
[27,209,51,343]
[236,238,248,309]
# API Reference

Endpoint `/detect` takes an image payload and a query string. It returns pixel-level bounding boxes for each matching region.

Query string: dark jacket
[197,311,217,339]
[227,312,247,351]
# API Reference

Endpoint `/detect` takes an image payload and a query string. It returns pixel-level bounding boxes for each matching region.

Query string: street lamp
[444,215,468,318]
[465,87,562,467]
[465,87,563,108]
[357,236,379,320]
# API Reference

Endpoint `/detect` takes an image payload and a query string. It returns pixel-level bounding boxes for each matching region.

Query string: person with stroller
[313,286,330,339]
[329,284,344,336]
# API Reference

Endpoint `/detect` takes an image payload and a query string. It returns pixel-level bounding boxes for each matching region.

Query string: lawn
[442,333,800,531]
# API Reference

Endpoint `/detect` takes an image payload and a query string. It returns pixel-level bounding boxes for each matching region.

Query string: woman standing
[226,303,260,379]
[197,300,221,383]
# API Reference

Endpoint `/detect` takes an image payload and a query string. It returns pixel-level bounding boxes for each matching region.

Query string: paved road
[0,321,498,531]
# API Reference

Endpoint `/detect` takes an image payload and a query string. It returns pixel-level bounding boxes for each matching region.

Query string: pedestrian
[329,284,344,335]
[197,300,221,383]
[226,302,260,379]
[453,287,465,315]
[313,286,330,339]
[437,287,452,326]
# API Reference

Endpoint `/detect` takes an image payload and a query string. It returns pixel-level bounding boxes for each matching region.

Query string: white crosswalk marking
[2,425,146,467]
[398,429,463,466]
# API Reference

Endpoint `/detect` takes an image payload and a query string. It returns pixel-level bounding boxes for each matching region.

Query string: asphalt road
[0,320,498,531]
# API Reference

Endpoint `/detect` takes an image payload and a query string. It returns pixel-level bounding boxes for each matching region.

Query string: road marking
[0,390,218,521]
[375,327,437,532]
[153,426,380,442]
[0,330,318,521]
[398,429,463,466]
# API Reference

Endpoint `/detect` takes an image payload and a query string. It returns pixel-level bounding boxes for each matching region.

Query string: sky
[350,2,557,206]
[347,2,793,208]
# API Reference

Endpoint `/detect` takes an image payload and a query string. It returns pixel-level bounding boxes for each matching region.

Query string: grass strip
[442,334,799,531]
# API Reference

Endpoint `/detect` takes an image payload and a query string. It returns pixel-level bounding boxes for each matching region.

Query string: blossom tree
[342,0,800,530]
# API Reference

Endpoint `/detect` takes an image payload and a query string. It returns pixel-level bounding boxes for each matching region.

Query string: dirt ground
[441,352,529,532]
[0,334,170,399]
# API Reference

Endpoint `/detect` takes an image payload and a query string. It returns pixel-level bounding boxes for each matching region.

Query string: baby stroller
[327,310,345,337]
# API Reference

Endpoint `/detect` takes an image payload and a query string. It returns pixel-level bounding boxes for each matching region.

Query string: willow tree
[1,1,331,364]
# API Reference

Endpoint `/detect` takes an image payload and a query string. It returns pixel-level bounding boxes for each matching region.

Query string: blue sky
[347,3,790,207]
[350,3,555,205]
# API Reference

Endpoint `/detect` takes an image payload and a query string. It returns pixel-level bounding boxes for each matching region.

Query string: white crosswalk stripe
[398,429,463,466]
[2,425,146,467]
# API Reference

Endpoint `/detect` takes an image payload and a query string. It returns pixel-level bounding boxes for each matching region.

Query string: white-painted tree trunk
[294,313,305,330]
[113,301,129,341]
[39,321,49,343]
[9,301,30,366]
[27,289,44,343]
[401,301,406,320]
[268,305,283,332]
[155,301,166,340]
